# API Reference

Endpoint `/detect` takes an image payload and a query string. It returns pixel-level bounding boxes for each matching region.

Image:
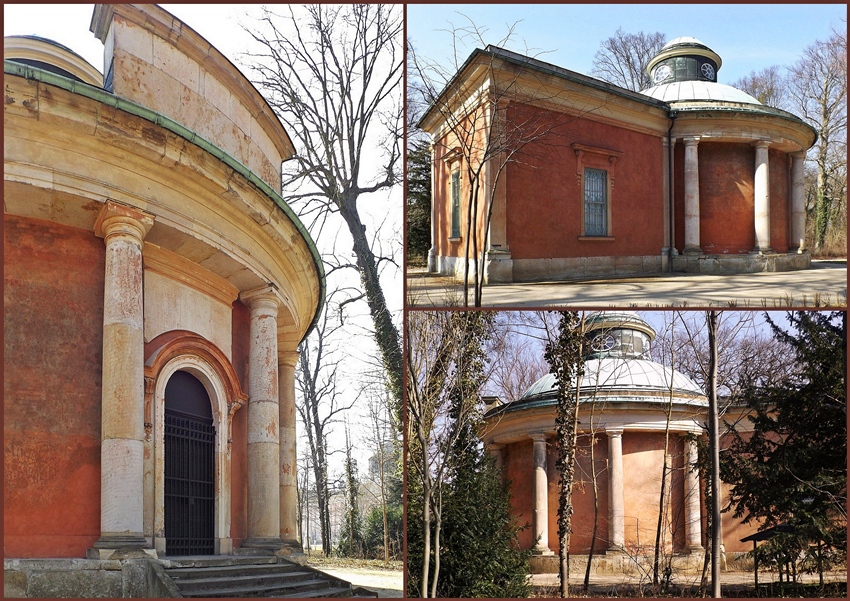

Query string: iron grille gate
[164,411,215,555]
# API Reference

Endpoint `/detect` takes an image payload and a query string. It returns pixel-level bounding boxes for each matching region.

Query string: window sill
[578,236,615,242]
[448,237,462,243]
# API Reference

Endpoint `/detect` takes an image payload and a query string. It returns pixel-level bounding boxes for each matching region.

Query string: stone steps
[161,557,376,598]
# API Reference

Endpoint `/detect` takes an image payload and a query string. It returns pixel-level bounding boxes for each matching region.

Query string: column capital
[529,431,549,443]
[94,201,154,242]
[790,150,807,161]
[278,349,300,369]
[606,427,624,437]
[682,136,700,147]
[751,139,771,149]
[240,285,281,310]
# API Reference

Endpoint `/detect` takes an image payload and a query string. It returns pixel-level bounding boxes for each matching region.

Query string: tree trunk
[338,196,403,413]
[707,310,722,598]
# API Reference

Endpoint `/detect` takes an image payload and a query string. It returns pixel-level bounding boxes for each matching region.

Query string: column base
[87,534,157,559]
[750,247,774,255]
[683,245,702,255]
[237,537,286,556]
[532,546,554,556]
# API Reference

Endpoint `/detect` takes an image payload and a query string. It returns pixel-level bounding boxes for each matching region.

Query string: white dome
[662,36,705,49]
[640,80,762,105]
[520,358,704,400]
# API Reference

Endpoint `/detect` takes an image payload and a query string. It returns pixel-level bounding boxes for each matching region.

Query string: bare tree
[411,20,578,306]
[788,27,847,253]
[295,293,358,556]
[591,28,667,91]
[706,311,722,598]
[731,65,790,110]
[245,4,404,407]
[406,310,496,596]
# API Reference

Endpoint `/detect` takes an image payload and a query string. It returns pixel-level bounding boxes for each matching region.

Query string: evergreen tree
[407,312,532,597]
[406,138,432,265]
[721,311,847,578]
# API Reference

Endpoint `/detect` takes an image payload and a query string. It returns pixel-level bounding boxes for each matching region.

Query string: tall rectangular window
[584,167,607,236]
[450,170,461,238]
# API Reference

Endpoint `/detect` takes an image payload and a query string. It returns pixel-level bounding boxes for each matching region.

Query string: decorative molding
[144,243,239,307]
[144,330,248,410]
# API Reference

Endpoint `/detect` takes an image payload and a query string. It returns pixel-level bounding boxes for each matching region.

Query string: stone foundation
[529,551,709,576]
[673,252,810,274]
[4,558,155,598]
[432,251,812,283]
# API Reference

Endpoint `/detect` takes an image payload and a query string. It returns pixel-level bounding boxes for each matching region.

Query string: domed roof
[641,80,762,104]
[520,357,705,401]
[4,34,102,86]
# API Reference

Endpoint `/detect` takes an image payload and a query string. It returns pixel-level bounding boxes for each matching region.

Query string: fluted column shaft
[790,152,807,252]
[684,435,704,550]
[91,202,154,557]
[683,137,701,254]
[279,349,302,551]
[607,429,625,550]
[531,434,553,554]
[242,287,283,549]
[753,141,772,252]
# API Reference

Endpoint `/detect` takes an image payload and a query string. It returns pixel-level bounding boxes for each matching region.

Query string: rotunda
[641,37,817,272]
[483,312,757,571]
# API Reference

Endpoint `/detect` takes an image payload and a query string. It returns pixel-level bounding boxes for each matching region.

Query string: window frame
[572,143,622,240]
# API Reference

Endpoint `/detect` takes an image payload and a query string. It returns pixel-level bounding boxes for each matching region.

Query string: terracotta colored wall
[621,432,668,548]
[4,215,104,558]
[673,142,792,255]
[697,143,755,254]
[230,300,251,545]
[504,439,535,550]
[504,103,664,260]
[545,434,610,553]
[769,149,790,253]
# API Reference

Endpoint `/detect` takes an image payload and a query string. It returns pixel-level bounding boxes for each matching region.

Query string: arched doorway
[164,370,215,555]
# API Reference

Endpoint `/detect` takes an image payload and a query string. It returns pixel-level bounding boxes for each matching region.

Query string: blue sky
[408,4,846,86]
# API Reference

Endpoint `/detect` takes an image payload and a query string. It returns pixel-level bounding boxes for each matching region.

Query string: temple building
[2,5,358,597]
[420,38,817,283]
[482,312,758,573]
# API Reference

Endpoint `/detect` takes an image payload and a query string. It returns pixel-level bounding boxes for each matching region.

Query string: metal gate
[164,371,215,556]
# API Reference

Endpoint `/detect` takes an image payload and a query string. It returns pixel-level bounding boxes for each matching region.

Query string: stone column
[753,141,772,253]
[90,202,154,559]
[241,286,283,551]
[683,137,701,254]
[607,428,625,551]
[531,433,553,555]
[661,137,675,268]
[790,151,807,253]
[427,143,438,272]
[683,435,703,551]
[279,349,303,553]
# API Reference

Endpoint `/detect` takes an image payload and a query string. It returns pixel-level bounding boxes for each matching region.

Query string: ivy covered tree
[543,311,585,598]
[721,311,847,582]
[336,430,364,557]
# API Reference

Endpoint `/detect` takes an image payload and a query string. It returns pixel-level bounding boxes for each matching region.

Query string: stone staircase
[157,556,377,598]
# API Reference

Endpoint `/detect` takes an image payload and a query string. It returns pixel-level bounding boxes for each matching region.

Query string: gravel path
[312,566,403,598]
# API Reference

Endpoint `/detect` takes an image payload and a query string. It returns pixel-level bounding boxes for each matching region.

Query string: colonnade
[89,201,300,558]
[679,137,807,254]
[508,429,704,555]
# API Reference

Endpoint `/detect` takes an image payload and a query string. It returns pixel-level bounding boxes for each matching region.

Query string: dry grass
[304,554,403,572]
